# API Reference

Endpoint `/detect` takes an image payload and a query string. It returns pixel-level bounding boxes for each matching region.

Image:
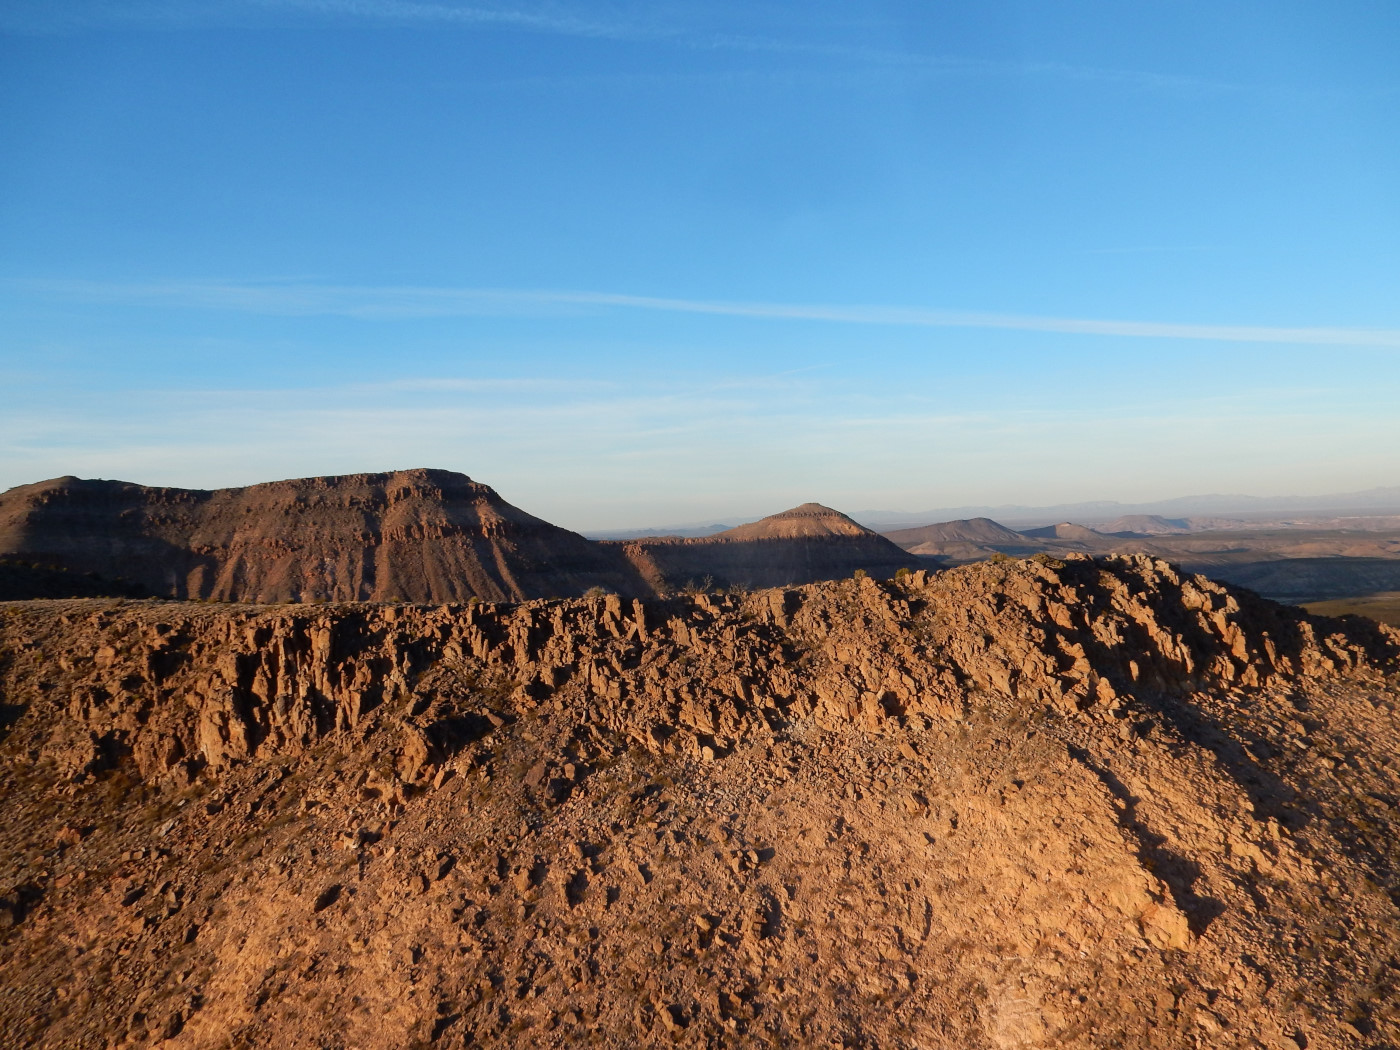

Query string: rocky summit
[2,553,1398,1048]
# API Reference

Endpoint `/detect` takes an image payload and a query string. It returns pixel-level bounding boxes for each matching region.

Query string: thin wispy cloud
[16,278,1400,349]
[0,0,638,37]
[695,37,1255,97]
[1081,245,1226,256]
[4,372,1397,528]
[252,0,640,38]
[0,1,1342,101]
[379,376,613,394]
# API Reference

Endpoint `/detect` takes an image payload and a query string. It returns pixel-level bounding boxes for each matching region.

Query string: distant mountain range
[880,514,1400,602]
[7,471,1400,605]
[852,485,1400,531]
[0,471,915,602]
[584,486,1400,539]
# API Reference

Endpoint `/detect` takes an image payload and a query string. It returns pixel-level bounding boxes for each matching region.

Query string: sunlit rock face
[2,556,1398,1048]
[0,469,650,603]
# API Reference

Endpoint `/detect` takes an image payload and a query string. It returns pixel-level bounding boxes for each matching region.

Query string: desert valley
[2,469,1399,1048]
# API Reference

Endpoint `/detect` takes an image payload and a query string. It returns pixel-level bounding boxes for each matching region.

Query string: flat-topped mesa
[0,469,648,604]
[610,503,917,591]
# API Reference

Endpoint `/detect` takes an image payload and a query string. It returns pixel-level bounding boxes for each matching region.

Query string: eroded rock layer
[0,469,647,604]
[2,554,1399,1049]
[0,475,916,604]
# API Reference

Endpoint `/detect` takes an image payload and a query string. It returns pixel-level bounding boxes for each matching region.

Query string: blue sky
[2,1,1398,529]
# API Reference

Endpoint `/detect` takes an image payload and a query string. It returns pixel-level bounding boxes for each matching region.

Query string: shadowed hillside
[0,559,147,601]
[612,504,916,591]
[0,470,649,604]
[882,518,1037,563]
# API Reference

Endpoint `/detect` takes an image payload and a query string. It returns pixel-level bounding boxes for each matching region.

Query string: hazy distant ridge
[853,485,1400,530]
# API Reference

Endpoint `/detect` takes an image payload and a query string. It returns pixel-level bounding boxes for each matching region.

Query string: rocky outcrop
[6,554,1393,784]
[2,555,1398,1049]
[0,469,649,603]
[611,503,915,591]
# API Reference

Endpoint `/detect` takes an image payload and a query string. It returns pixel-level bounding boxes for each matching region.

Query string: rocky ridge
[1,554,1398,1048]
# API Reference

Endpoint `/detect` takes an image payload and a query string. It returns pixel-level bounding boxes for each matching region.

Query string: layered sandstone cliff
[0,476,916,604]
[2,554,1398,1048]
[0,469,648,603]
